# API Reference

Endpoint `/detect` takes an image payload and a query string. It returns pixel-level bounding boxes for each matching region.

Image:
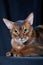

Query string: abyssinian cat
[3,13,43,57]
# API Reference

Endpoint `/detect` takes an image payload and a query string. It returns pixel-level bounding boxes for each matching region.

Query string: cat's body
[3,13,43,57]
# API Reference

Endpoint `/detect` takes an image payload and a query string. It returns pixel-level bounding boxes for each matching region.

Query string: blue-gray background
[0,0,43,65]
[0,0,42,56]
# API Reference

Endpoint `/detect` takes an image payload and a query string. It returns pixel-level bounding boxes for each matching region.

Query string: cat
[3,12,43,57]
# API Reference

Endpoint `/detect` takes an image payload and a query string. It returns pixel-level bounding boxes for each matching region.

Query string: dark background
[0,0,42,56]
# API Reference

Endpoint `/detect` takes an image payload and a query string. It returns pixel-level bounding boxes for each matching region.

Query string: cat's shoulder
[34,25,43,32]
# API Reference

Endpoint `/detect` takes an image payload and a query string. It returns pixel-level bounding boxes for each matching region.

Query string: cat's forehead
[15,20,31,28]
[16,20,24,28]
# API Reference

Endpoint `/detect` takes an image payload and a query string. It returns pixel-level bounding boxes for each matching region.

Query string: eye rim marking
[13,29,19,36]
[24,28,29,34]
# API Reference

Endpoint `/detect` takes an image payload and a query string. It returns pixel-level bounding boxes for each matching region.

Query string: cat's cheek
[11,39,15,48]
[11,34,16,38]
[11,39,21,49]
[11,34,14,38]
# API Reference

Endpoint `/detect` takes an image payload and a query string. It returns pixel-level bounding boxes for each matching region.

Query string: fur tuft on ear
[26,12,34,25]
[3,18,14,29]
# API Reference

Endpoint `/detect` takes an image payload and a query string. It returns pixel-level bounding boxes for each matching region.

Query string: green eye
[24,29,28,34]
[24,29,27,31]
[13,30,18,35]
[15,30,17,33]
[14,30,18,34]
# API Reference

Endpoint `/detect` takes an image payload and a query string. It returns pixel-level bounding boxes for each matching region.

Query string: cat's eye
[13,30,18,35]
[15,30,17,33]
[24,29,28,34]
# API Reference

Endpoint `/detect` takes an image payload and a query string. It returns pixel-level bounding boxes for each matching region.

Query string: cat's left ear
[3,18,14,29]
[25,12,34,25]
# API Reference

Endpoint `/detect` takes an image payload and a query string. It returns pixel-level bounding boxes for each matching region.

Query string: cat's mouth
[11,38,29,50]
[14,38,28,44]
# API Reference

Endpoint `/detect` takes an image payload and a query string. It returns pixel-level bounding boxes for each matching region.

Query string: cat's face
[3,13,34,45]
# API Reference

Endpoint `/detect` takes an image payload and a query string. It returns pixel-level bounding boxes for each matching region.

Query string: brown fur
[3,13,43,57]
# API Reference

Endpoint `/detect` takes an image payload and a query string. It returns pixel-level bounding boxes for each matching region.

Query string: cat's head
[3,13,34,45]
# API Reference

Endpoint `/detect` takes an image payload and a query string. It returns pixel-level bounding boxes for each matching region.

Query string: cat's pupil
[24,29,28,34]
[13,30,18,35]
[24,29,27,33]
[14,30,18,34]
[15,30,17,32]
[24,29,27,31]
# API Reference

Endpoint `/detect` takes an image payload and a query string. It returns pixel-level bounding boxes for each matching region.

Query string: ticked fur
[3,13,43,57]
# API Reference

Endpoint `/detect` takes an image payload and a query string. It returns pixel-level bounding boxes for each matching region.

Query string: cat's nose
[19,34,23,39]
[21,38,23,39]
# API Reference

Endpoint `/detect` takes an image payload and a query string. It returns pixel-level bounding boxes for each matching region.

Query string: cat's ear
[3,18,14,29]
[25,12,34,25]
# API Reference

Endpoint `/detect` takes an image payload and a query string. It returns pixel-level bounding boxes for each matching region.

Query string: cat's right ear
[25,12,34,25]
[3,18,14,29]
